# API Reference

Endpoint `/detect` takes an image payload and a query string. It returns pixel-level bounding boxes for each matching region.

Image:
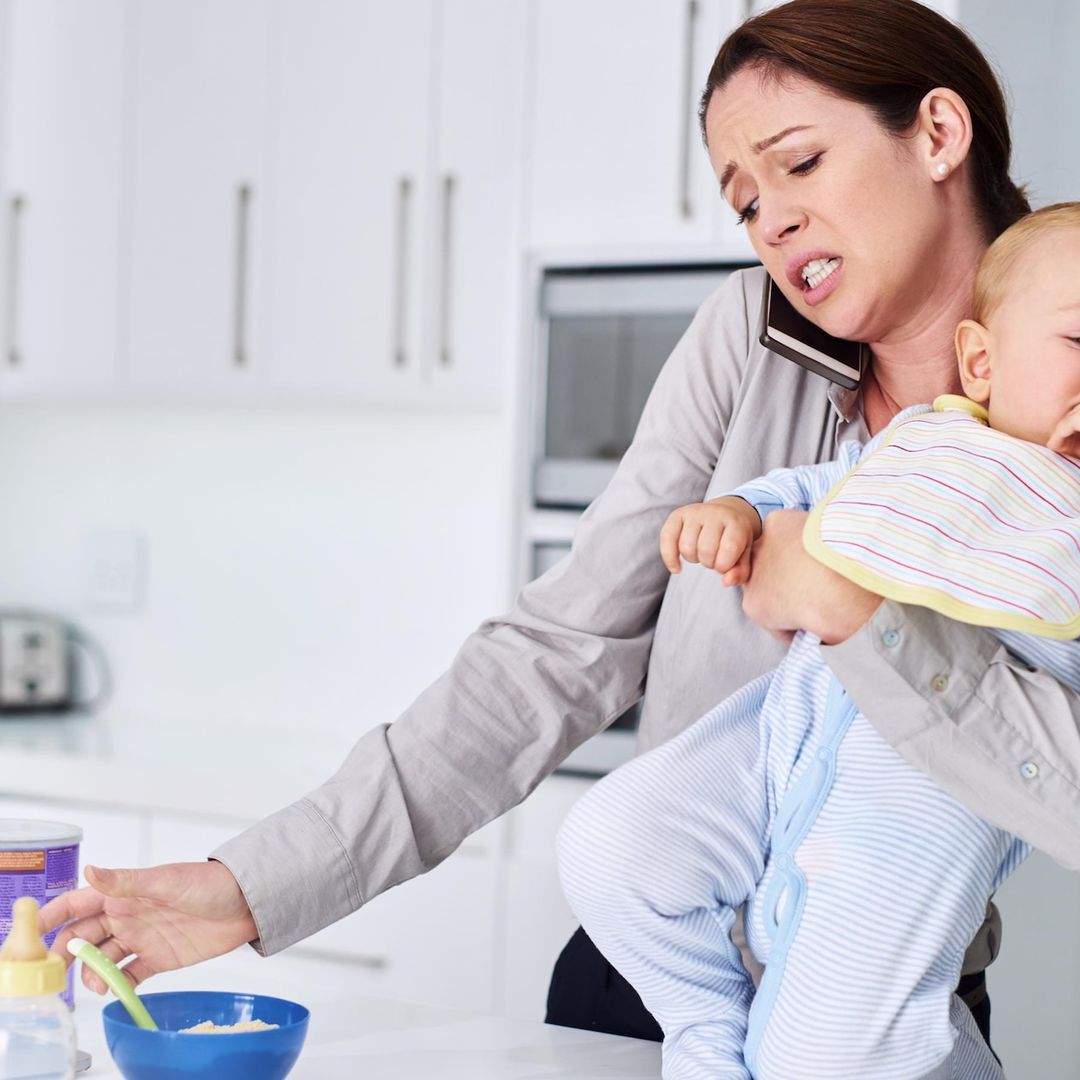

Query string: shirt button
[882,629,901,648]
[1019,761,1039,780]
[930,674,950,693]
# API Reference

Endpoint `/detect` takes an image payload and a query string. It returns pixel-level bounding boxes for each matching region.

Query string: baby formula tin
[0,820,82,1008]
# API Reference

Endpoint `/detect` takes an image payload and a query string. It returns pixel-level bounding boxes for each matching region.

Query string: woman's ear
[956,319,993,403]
[917,87,974,180]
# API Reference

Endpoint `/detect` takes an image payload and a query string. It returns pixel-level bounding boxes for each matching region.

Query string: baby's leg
[744,701,1018,1080]
[558,675,774,1080]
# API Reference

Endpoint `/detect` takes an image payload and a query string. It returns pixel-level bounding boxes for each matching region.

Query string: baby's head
[956,202,1080,450]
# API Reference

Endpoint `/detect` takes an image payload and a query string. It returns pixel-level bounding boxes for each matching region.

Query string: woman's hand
[741,509,883,644]
[39,860,257,994]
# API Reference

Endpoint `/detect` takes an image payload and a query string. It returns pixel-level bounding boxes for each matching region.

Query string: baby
[558,202,1080,1080]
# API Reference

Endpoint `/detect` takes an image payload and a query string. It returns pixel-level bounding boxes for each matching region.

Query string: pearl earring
[936,163,949,177]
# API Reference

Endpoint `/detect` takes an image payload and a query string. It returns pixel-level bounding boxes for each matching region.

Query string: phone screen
[759,276,865,389]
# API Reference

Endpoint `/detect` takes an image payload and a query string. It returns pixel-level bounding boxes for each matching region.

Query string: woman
[41,0,1080,1053]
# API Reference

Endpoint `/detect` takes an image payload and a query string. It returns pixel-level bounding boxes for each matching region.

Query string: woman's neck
[862,231,985,435]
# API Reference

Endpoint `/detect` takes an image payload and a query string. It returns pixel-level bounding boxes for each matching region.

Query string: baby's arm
[659,442,864,586]
[728,439,862,524]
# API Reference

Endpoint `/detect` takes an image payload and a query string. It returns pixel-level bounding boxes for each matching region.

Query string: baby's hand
[660,496,762,585]
[1048,403,1080,459]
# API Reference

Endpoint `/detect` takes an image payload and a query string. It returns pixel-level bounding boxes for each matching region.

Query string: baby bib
[804,396,1080,639]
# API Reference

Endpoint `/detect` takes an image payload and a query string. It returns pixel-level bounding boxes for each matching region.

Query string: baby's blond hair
[973,201,1080,325]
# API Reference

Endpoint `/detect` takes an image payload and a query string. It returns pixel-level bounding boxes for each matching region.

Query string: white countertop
[0,712,350,822]
[71,948,662,1079]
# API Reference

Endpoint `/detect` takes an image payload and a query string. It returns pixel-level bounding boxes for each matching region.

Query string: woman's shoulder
[694,264,768,336]
[676,264,831,424]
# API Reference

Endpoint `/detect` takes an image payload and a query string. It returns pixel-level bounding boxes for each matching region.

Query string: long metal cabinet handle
[6,194,24,366]
[233,184,253,367]
[393,177,412,368]
[438,173,456,367]
[679,0,699,220]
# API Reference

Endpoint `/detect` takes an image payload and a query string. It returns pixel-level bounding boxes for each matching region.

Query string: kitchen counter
[0,711,354,822]
[71,948,662,1079]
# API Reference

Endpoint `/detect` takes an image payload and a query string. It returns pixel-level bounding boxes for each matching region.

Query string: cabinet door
[422,0,526,406]
[265,0,432,402]
[0,0,126,395]
[125,0,271,390]
[497,775,592,1019]
[526,0,742,253]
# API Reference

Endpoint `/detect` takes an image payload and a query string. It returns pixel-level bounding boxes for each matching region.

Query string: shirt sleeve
[822,600,1080,871]
[726,440,862,522]
[210,271,757,955]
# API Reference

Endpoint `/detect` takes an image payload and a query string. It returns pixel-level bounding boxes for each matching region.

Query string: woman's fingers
[78,937,133,995]
[118,956,156,990]
[39,884,108,936]
[52,911,114,966]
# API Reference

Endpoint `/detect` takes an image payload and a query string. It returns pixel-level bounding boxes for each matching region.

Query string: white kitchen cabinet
[125,0,271,391]
[422,0,526,406]
[0,795,147,873]
[0,0,127,396]
[264,0,431,403]
[526,0,751,258]
[267,0,524,406]
[148,809,503,1014]
[496,775,591,1020]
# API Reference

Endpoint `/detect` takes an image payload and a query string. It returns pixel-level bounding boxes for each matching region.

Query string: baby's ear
[955,319,992,404]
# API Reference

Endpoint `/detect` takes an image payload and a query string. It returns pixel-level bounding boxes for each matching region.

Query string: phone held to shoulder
[758,275,867,390]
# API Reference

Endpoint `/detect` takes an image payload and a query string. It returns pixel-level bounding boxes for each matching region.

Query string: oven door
[534,264,746,508]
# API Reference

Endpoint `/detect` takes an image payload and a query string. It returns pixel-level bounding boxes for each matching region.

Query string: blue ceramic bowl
[102,991,309,1080]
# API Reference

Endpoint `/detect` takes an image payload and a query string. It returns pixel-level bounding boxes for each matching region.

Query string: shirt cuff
[211,798,361,957]
[723,484,784,524]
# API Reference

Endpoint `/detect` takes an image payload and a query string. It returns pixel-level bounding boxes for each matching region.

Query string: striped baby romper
[558,401,1080,1079]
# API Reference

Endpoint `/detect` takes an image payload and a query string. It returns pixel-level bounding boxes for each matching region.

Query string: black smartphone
[759,275,867,390]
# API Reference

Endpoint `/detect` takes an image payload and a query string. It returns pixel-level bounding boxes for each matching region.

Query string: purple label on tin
[0,843,79,1008]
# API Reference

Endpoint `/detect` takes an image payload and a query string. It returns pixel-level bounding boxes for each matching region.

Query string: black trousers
[546,926,993,1051]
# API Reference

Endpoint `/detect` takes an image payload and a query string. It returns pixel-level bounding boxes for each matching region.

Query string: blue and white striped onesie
[558,407,1080,1080]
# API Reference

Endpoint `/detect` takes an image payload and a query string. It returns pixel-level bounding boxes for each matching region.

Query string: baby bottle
[0,896,76,1080]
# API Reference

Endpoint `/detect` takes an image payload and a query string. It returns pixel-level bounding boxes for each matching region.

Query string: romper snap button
[1019,760,1039,780]
[882,629,900,648]
[930,673,950,693]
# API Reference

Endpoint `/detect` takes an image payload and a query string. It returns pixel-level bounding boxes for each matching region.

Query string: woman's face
[705,67,949,344]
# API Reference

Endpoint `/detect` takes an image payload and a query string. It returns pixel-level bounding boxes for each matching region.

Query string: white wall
[958,0,1079,207]
[0,401,513,746]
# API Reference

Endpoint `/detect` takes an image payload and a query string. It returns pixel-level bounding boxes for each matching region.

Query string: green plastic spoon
[67,937,158,1031]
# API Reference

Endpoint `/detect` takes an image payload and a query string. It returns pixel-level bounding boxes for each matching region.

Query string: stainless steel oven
[534,263,747,508]
[522,260,753,775]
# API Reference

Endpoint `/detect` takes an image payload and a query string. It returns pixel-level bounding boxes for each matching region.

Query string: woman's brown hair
[700,0,1029,238]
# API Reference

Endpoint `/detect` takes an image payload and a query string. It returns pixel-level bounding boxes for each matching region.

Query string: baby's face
[979,226,1080,446]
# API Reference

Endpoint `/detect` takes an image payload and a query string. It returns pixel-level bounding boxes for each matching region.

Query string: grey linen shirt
[213,267,1080,976]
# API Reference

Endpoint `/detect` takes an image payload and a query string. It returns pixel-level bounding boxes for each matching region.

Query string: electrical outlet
[86,529,147,612]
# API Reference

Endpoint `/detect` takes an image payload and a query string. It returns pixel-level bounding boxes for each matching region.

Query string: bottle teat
[0,896,66,996]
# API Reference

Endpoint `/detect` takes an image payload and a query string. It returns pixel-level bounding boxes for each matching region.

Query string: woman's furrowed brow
[718,125,816,198]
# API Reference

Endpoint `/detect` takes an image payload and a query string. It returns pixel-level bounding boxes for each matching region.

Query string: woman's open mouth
[787,253,844,307]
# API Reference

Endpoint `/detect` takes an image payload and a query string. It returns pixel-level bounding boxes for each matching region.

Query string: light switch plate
[85,529,147,612]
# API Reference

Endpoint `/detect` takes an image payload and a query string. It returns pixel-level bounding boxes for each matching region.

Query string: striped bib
[804,396,1080,639]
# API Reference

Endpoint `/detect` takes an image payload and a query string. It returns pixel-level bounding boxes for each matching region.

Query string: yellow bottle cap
[0,897,67,997]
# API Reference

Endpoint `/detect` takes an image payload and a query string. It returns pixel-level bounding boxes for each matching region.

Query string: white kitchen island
[71,947,662,1079]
